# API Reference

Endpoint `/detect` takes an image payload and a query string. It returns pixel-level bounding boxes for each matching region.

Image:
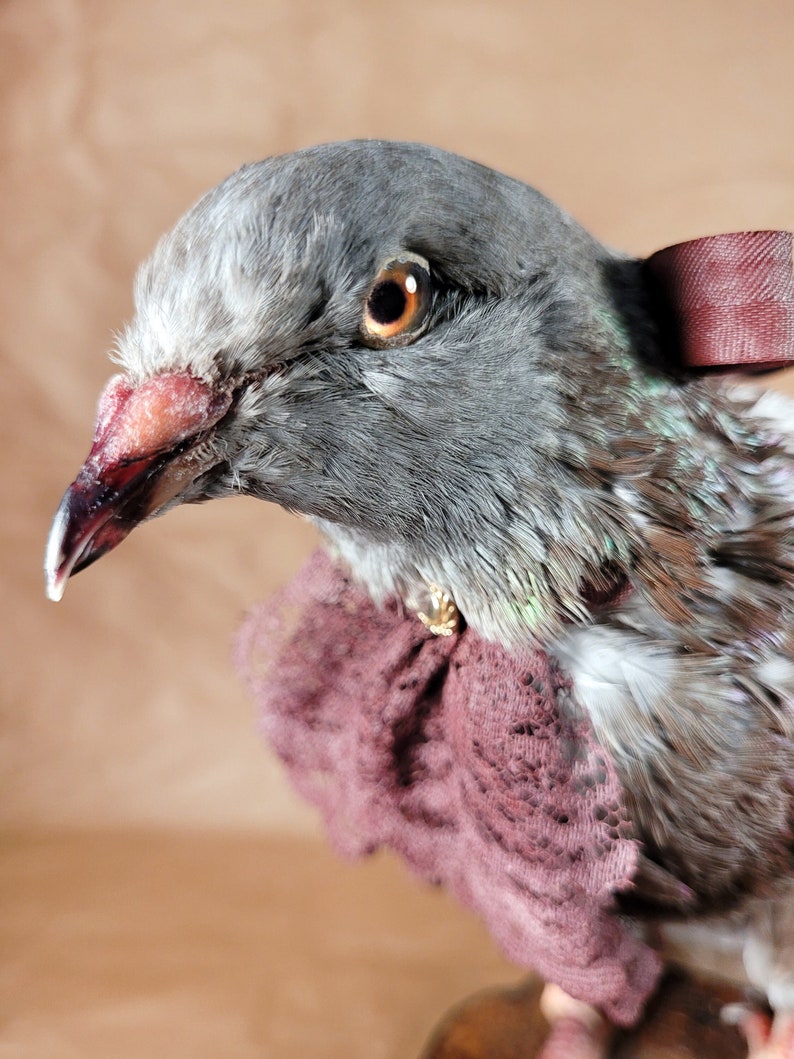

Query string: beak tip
[44,501,71,602]
[45,573,66,603]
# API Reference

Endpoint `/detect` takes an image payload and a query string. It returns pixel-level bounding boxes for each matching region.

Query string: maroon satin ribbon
[645,230,794,372]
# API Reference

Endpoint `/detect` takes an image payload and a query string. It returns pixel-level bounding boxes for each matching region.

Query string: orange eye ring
[361,253,432,347]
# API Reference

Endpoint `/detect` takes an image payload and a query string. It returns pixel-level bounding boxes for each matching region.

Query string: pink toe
[742,1011,794,1059]
[537,1015,610,1059]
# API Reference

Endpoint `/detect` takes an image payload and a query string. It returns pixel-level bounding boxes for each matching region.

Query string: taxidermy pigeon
[45,141,794,1058]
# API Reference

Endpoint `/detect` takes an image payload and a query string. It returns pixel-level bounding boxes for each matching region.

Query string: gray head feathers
[115,140,665,644]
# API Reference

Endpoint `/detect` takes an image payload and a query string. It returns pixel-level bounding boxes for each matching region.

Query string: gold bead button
[412,582,460,637]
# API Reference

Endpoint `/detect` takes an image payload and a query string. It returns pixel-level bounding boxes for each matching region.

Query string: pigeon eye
[361,254,432,347]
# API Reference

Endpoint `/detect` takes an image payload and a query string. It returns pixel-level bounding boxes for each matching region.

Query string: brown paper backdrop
[3,0,794,830]
[3,4,794,1057]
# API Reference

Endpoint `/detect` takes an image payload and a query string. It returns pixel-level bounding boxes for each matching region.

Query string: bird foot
[537,984,612,1059]
[736,1010,794,1059]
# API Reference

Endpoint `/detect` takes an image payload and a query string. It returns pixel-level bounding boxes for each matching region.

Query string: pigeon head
[45,141,662,642]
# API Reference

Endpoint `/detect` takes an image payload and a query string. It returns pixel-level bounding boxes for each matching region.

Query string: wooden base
[421,972,749,1059]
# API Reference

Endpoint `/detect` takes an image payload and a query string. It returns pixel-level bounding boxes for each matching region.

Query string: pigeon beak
[45,371,233,601]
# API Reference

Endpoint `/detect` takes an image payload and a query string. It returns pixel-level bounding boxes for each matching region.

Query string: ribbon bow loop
[645,230,794,372]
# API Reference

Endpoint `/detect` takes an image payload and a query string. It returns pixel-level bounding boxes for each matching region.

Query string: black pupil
[368,278,408,325]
